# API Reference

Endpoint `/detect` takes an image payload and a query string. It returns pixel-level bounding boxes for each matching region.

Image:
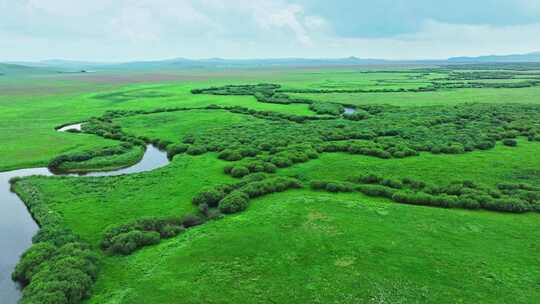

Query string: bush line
[310,175,540,213]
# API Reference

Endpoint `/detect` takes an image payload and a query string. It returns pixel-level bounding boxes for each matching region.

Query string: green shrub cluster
[84,93,540,171]
[320,140,418,159]
[219,176,301,213]
[279,87,437,94]
[218,190,250,213]
[166,143,189,158]
[82,118,145,146]
[349,174,539,213]
[222,145,318,177]
[191,83,281,96]
[100,216,204,255]
[309,102,344,115]
[310,180,355,192]
[10,180,99,304]
[238,176,302,199]
[191,175,302,215]
[218,147,259,161]
[15,242,99,304]
[310,174,539,213]
[502,138,518,147]
[48,143,136,172]
[434,80,540,89]
[343,110,370,121]
[192,83,370,116]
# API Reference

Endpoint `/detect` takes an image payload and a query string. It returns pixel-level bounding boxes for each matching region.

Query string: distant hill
[6,57,391,71]
[449,52,540,63]
[4,52,540,74]
[0,63,57,76]
[42,57,391,71]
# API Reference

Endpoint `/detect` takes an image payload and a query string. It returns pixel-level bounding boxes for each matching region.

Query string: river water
[0,124,169,303]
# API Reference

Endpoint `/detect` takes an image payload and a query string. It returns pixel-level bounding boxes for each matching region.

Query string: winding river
[0,124,169,303]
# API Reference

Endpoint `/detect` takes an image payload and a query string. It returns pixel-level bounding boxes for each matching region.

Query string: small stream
[0,124,169,303]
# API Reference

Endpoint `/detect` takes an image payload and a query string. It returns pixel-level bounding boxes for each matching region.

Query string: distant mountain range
[2,52,540,76]
[0,63,58,76]
[10,56,390,70]
[448,52,540,63]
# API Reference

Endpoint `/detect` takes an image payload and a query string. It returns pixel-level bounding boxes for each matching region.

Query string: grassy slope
[88,190,540,304]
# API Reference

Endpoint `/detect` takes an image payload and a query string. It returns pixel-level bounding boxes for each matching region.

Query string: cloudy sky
[2,0,540,61]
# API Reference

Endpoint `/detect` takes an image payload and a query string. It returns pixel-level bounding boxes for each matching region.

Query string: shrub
[186,145,207,155]
[270,156,293,168]
[182,135,195,144]
[223,164,234,174]
[32,226,80,246]
[240,177,302,198]
[502,139,518,147]
[240,147,259,157]
[12,242,57,284]
[356,184,396,198]
[206,209,224,220]
[167,144,188,158]
[381,179,403,189]
[325,182,354,193]
[159,225,185,238]
[343,111,370,121]
[483,198,530,213]
[402,178,426,190]
[310,180,327,190]
[218,149,243,161]
[354,174,383,184]
[219,191,250,214]
[109,231,160,255]
[101,216,188,254]
[475,141,495,150]
[192,187,226,207]
[16,241,99,304]
[181,214,205,228]
[231,166,250,178]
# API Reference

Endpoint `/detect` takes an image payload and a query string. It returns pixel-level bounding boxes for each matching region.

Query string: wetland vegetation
[1,64,540,303]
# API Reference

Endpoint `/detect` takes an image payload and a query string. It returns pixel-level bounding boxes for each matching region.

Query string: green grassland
[88,190,539,304]
[289,86,540,107]
[3,65,540,303]
[15,153,233,245]
[116,110,258,144]
[281,139,540,187]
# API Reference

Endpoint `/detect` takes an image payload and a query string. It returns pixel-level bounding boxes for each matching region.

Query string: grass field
[289,87,540,107]
[87,190,539,304]
[281,139,540,187]
[3,65,540,303]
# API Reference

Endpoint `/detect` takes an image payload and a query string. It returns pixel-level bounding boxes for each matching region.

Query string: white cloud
[322,20,540,59]
[1,1,540,60]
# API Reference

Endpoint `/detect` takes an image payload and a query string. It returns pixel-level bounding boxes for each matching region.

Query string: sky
[2,0,540,61]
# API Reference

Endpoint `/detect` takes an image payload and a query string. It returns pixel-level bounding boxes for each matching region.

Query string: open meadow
[2,64,539,303]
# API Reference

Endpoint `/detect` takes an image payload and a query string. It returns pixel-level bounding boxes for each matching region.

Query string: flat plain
[2,64,540,303]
